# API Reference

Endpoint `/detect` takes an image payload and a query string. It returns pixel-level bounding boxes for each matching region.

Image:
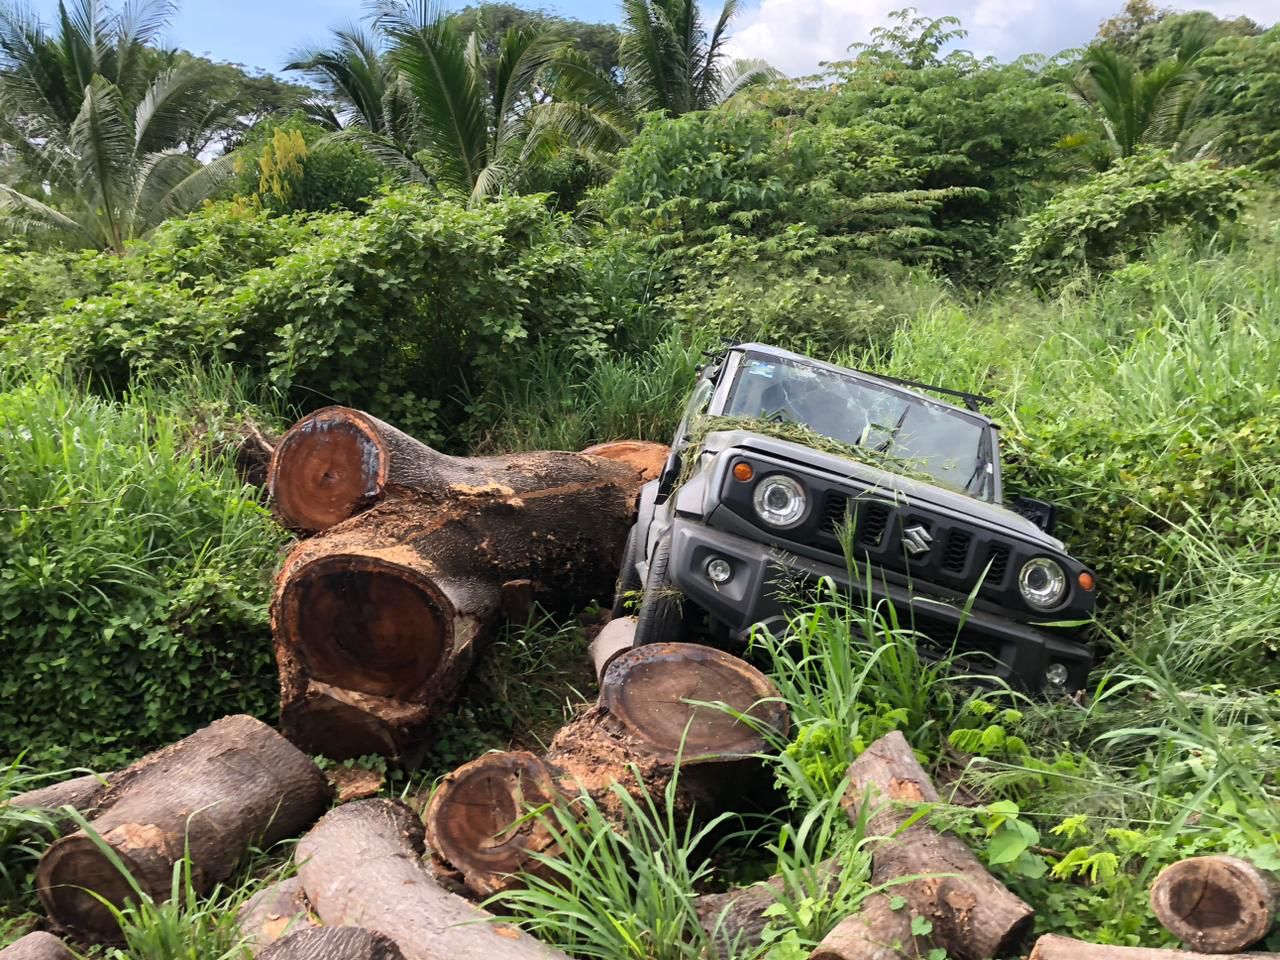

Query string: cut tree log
[1149,855,1279,953]
[36,715,331,941]
[237,876,316,953]
[7,772,112,836]
[295,799,570,960]
[587,615,636,682]
[268,405,660,534]
[272,436,649,762]
[259,927,406,960]
[0,932,73,960]
[426,643,788,896]
[579,440,670,481]
[810,894,928,960]
[1027,933,1280,959]
[696,859,840,953]
[842,731,1034,960]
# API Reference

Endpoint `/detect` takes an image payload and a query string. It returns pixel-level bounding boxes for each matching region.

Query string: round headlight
[1019,557,1067,609]
[753,475,807,528]
[1045,662,1070,687]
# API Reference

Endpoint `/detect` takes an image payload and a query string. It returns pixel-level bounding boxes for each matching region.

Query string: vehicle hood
[703,430,1067,551]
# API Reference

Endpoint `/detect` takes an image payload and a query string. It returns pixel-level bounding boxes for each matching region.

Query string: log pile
[268,406,662,762]
[425,641,788,896]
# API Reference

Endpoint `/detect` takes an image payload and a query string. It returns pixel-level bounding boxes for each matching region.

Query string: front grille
[820,494,851,534]
[859,503,891,547]
[820,495,892,548]
[942,530,971,573]
[986,544,1011,585]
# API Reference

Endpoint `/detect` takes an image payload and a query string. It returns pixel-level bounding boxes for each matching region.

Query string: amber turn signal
[732,462,754,482]
[1078,572,1096,592]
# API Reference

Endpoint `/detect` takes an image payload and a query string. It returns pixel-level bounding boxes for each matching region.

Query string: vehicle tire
[633,533,685,647]
[610,524,644,620]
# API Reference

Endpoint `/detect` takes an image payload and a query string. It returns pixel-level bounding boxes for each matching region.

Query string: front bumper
[667,519,1092,693]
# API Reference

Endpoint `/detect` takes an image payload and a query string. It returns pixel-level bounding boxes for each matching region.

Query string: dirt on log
[237,876,317,953]
[259,927,406,960]
[426,643,788,896]
[842,731,1034,960]
[268,405,661,534]
[1149,855,1279,953]
[1027,933,1280,959]
[810,893,929,960]
[0,932,74,960]
[36,715,331,941]
[295,799,570,960]
[272,433,649,762]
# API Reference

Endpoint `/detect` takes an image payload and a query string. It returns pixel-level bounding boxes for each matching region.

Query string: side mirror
[654,450,683,505]
[1010,496,1057,536]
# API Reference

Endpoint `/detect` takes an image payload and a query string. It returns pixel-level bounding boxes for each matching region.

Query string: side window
[674,378,715,448]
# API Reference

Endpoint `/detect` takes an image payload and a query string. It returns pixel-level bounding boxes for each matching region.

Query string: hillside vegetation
[0,0,1277,955]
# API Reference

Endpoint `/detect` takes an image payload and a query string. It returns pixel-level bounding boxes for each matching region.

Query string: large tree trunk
[36,715,331,941]
[810,894,928,960]
[295,799,570,960]
[7,772,113,836]
[1149,855,1279,953]
[259,928,406,960]
[426,643,789,897]
[842,732,1033,960]
[268,406,661,534]
[0,933,74,960]
[237,876,317,953]
[1027,933,1280,959]
[272,439,648,763]
[696,859,840,953]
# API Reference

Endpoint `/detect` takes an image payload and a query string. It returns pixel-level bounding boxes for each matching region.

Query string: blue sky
[21,1,1278,78]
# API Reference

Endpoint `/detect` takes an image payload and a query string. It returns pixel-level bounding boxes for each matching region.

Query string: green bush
[1010,152,1249,284]
[0,374,286,770]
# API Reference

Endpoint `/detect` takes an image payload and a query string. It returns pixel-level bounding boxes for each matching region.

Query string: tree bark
[36,715,332,942]
[237,876,316,953]
[842,731,1033,960]
[426,643,789,896]
[810,894,928,960]
[7,772,113,836]
[1149,855,1279,953]
[294,799,570,960]
[258,927,406,960]
[696,859,840,953]
[269,406,657,534]
[272,444,647,763]
[0,932,74,960]
[1027,933,1280,960]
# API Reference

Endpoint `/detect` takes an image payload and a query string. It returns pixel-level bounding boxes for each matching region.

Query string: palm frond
[113,0,175,97]
[714,56,778,104]
[491,25,562,158]
[68,74,132,248]
[286,25,395,136]
[132,60,212,152]
[323,127,431,184]
[133,148,233,229]
[0,181,90,243]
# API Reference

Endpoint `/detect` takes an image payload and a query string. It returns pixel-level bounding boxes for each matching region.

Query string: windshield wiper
[873,407,911,453]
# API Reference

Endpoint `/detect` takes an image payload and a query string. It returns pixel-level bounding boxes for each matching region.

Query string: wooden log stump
[295,799,570,960]
[0,932,74,960]
[259,927,406,960]
[1027,933,1280,959]
[272,438,648,762]
[269,406,655,534]
[237,876,316,953]
[36,715,331,941]
[810,894,928,960]
[1149,855,1279,953]
[842,731,1033,960]
[426,643,788,896]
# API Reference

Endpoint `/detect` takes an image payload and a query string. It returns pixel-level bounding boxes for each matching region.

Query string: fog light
[706,557,733,584]
[1045,662,1070,687]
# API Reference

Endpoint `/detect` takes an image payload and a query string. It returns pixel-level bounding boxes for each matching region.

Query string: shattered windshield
[725,354,994,500]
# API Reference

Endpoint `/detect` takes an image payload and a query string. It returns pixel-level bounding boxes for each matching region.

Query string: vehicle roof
[727,343,998,427]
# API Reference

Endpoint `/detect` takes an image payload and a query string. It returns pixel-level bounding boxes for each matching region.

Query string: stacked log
[841,731,1034,960]
[268,408,656,762]
[425,642,789,897]
[35,715,331,941]
[1149,855,1279,953]
[294,799,570,960]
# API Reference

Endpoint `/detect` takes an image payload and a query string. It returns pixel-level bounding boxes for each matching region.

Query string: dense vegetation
[1,0,1277,954]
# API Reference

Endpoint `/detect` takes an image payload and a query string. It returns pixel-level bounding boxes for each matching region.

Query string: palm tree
[1071,31,1213,159]
[0,0,234,252]
[369,1,565,198]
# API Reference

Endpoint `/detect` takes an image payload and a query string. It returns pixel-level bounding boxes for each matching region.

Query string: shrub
[1010,151,1249,285]
[0,374,286,770]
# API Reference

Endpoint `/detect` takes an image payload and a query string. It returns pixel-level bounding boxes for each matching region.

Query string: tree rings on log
[1149,855,1279,953]
[424,751,563,897]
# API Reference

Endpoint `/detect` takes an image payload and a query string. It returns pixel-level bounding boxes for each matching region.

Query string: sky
[21,0,1278,78]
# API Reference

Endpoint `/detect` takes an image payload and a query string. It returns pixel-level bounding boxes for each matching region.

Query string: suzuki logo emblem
[902,525,933,556]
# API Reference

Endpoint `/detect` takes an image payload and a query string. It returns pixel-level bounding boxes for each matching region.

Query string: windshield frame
[715,348,1003,503]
